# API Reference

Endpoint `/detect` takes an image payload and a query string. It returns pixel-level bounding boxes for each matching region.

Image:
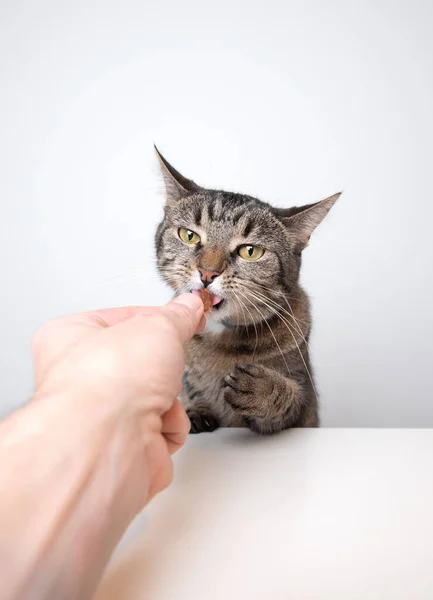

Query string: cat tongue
[191,289,222,306]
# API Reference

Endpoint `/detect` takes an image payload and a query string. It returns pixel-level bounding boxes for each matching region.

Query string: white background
[1,0,432,425]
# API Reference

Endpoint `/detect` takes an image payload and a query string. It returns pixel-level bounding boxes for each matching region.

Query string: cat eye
[178,228,201,245]
[238,245,264,261]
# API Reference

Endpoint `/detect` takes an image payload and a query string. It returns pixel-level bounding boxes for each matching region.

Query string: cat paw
[223,364,271,419]
[187,410,220,434]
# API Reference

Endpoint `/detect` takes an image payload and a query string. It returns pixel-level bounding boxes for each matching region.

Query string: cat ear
[154,145,200,202]
[277,192,341,250]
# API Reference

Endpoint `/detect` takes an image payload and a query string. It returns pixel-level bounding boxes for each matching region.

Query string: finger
[161,398,190,454]
[197,315,206,333]
[61,300,200,330]
[33,307,157,357]
[31,307,157,379]
[161,294,204,343]
[86,306,157,327]
[37,297,202,342]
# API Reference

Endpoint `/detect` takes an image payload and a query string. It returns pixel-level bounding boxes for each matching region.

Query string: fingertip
[164,294,204,342]
[171,293,203,313]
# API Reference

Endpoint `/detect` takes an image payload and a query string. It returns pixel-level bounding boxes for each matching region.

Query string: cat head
[155,146,340,327]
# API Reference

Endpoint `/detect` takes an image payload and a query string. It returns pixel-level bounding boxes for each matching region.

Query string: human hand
[0,295,204,600]
[31,294,204,506]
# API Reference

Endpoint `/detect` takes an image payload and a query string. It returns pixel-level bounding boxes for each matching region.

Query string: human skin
[0,293,204,600]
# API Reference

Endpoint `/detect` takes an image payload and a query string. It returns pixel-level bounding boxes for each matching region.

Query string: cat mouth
[213,298,225,310]
[190,289,224,311]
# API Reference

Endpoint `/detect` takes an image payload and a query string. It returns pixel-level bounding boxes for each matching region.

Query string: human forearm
[0,295,201,599]
[0,390,151,600]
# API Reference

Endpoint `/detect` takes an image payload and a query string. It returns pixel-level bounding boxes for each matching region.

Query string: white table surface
[94,429,433,600]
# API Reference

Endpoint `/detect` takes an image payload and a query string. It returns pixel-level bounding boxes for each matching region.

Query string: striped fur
[154,147,340,434]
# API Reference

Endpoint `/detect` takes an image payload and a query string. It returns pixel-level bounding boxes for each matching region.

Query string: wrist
[23,386,155,535]
[0,388,153,598]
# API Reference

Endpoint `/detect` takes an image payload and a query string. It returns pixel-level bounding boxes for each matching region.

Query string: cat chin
[200,307,230,335]
[202,317,227,335]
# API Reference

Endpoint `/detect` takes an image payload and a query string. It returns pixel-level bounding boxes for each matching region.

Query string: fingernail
[171,293,203,312]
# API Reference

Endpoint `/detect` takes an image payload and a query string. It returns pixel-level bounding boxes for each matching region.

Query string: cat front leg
[181,372,220,434]
[186,407,220,434]
[223,364,309,434]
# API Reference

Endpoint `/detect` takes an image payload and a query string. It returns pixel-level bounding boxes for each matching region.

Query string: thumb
[161,294,205,343]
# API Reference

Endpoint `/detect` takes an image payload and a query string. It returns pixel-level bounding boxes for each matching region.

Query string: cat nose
[197,267,221,287]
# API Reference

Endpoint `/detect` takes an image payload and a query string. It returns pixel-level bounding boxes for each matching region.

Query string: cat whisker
[237,290,292,377]
[231,297,245,337]
[239,283,310,329]
[280,295,312,347]
[97,266,182,287]
[243,280,299,301]
[97,274,157,286]
[231,277,307,315]
[123,261,159,268]
[246,288,309,348]
[241,287,310,351]
[225,290,241,331]
[233,292,259,357]
[241,289,318,404]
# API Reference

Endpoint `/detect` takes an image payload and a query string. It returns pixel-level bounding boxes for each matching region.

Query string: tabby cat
[155,147,340,434]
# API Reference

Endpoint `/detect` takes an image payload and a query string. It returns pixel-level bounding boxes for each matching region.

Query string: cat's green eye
[238,245,264,261]
[178,228,201,245]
